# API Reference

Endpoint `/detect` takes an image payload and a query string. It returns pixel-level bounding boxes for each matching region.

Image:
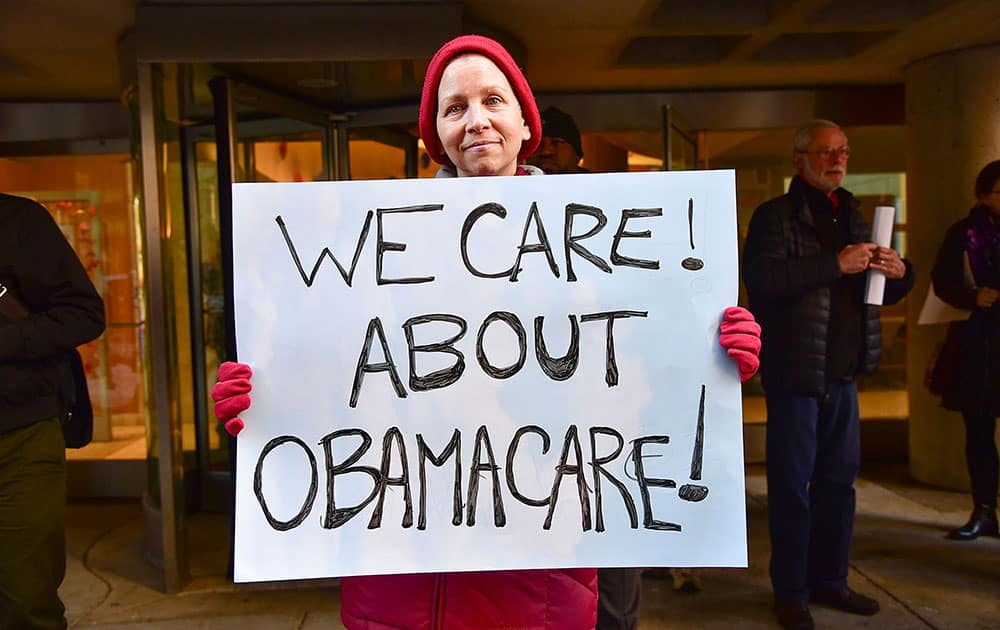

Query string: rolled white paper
[864,205,895,305]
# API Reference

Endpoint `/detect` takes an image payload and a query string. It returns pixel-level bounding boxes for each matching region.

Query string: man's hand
[868,246,906,279]
[838,242,876,275]
[976,287,1000,309]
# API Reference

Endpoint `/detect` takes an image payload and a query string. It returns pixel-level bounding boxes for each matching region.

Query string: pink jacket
[341,568,597,629]
[339,164,596,629]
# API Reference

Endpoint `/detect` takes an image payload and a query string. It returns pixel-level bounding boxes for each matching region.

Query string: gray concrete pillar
[905,44,1000,491]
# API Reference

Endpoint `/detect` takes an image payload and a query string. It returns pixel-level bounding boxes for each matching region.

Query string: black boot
[947,504,999,540]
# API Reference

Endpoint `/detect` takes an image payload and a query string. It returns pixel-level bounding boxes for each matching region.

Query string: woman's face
[981,177,1000,214]
[435,54,530,178]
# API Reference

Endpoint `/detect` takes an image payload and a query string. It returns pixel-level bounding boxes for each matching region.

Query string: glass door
[347,125,417,180]
[662,105,697,171]
[183,76,342,512]
[0,151,147,497]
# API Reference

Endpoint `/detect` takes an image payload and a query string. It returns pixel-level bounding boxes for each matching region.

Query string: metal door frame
[178,77,349,512]
[662,105,698,171]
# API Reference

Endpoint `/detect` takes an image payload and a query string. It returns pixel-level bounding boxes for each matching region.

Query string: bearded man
[742,120,914,630]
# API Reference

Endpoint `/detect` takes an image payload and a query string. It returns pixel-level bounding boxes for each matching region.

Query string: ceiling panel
[0,0,998,104]
[648,0,772,30]
[618,36,749,65]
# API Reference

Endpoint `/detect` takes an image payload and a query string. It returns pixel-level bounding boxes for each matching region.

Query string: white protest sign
[231,170,746,582]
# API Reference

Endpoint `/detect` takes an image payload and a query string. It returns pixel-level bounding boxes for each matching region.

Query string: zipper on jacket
[432,573,445,630]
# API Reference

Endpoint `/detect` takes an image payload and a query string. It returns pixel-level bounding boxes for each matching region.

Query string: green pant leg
[0,418,67,630]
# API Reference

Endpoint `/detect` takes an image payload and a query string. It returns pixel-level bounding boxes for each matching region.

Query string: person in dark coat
[528,106,590,174]
[0,193,106,629]
[931,159,1000,541]
[742,120,914,630]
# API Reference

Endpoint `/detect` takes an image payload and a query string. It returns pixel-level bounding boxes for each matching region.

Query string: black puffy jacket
[742,178,914,396]
[0,194,105,434]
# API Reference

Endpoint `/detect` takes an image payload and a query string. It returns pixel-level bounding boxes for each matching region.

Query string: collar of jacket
[435,163,545,178]
[964,203,1000,287]
[788,175,858,227]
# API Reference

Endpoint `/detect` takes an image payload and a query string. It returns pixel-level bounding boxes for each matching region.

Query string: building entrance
[136,63,424,588]
[0,148,150,498]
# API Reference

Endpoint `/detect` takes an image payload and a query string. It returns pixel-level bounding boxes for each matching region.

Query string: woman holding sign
[213,34,762,629]
[931,160,1000,541]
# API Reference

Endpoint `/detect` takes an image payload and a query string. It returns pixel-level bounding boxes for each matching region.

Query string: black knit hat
[540,106,583,158]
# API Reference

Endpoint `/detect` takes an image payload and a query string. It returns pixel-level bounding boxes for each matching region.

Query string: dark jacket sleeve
[883,259,916,305]
[931,220,978,310]
[742,201,842,298]
[0,200,105,360]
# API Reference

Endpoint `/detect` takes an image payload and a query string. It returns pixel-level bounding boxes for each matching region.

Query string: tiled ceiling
[648,0,771,29]
[750,32,892,62]
[805,0,943,25]
[617,36,749,65]
[0,0,998,101]
[465,0,999,93]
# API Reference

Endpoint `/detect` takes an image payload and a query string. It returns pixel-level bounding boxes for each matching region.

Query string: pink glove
[211,361,252,437]
[719,306,761,382]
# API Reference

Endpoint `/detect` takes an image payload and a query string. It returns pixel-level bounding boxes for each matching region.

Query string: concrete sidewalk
[61,464,999,629]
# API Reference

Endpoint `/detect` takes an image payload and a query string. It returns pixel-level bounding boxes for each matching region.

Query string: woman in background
[931,159,1000,541]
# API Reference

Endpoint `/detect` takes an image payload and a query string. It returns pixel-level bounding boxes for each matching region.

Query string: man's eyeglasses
[797,147,851,160]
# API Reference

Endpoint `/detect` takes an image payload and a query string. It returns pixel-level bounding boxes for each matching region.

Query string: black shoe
[947,504,999,540]
[774,598,814,630]
[809,587,880,616]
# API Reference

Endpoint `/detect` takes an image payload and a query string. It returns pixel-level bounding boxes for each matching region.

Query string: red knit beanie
[419,34,541,167]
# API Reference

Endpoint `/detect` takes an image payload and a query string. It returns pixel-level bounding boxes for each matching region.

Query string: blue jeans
[764,379,860,602]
